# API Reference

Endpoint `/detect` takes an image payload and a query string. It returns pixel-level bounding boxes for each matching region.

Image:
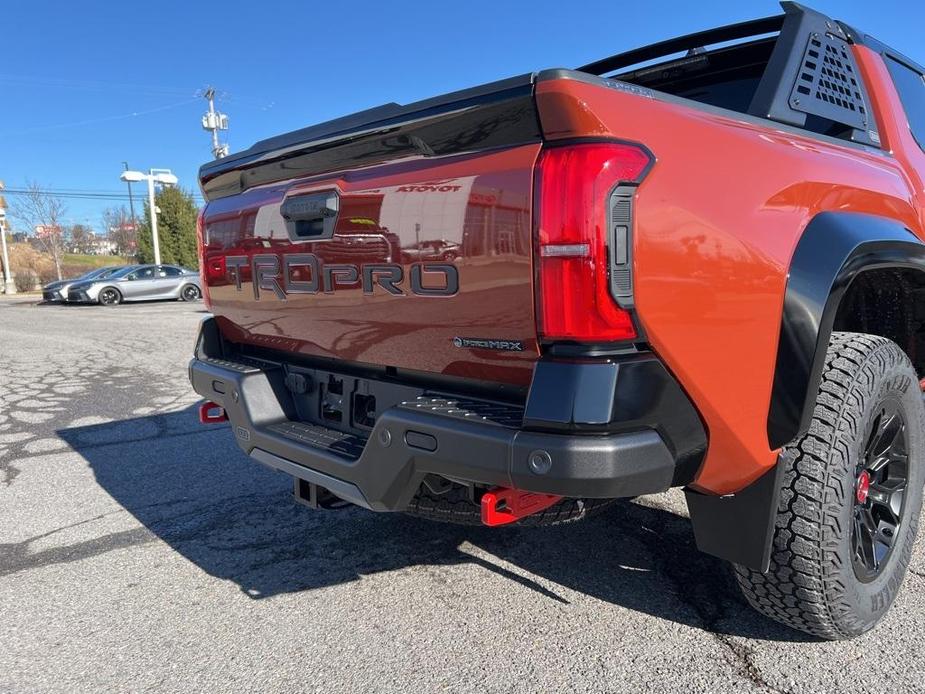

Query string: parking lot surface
[1,298,925,693]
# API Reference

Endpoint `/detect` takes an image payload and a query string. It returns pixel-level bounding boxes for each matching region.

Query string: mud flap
[684,455,787,572]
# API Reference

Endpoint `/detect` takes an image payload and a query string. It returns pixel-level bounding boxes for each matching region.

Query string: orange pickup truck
[190,2,925,639]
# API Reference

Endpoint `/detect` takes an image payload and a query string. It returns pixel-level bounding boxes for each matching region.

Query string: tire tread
[735,332,921,639]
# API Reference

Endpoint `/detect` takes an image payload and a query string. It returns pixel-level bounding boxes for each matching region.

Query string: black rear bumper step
[189,318,706,511]
[266,421,367,460]
[398,395,525,428]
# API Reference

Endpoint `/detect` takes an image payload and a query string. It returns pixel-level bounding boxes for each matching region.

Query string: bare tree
[102,206,137,257]
[69,223,95,254]
[7,181,68,280]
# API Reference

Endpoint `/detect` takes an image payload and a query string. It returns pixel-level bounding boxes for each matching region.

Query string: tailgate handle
[280,191,340,240]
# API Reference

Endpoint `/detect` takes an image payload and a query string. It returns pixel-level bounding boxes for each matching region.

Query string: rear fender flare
[767,211,925,449]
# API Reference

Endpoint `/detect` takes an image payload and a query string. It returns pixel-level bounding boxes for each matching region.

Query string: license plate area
[285,366,424,438]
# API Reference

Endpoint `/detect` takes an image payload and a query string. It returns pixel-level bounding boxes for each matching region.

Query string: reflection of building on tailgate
[201,175,528,280]
[464,186,528,258]
[374,177,528,259]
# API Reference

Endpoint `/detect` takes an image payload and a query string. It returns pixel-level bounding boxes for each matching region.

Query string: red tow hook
[480,487,563,526]
[198,400,228,424]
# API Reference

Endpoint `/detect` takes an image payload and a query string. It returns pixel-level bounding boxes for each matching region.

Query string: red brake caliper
[856,470,871,504]
[480,487,563,526]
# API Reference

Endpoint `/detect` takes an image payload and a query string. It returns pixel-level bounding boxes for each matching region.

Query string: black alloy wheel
[852,401,909,581]
[98,288,121,306]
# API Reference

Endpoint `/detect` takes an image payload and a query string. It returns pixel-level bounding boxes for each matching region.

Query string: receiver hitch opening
[198,400,228,424]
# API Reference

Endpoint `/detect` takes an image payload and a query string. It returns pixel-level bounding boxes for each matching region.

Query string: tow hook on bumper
[198,400,228,424]
[480,487,562,526]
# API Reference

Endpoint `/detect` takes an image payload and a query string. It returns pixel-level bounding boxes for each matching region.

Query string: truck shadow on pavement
[57,405,811,643]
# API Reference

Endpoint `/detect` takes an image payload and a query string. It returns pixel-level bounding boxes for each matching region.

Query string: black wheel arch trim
[768,211,925,450]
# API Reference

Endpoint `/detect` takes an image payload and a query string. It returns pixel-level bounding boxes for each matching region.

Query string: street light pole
[120,169,177,267]
[0,181,15,294]
[146,174,161,265]
[0,217,15,295]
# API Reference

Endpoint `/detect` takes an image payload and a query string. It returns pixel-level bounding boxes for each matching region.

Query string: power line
[0,98,200,138]
[5,185,204,196]
[1,188,204,202]
[0,74,274,110]
[0,73,201,97]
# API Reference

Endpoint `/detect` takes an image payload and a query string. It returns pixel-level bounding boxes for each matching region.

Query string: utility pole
[201,87,229,159]
[122,161,138,233]
[0,181,15,294]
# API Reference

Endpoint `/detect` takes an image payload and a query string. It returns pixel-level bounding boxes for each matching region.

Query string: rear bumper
[189,318,706,511]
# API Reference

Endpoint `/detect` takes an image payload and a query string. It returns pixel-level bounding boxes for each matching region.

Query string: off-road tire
[735,332,924,639]
[405,485,617,526]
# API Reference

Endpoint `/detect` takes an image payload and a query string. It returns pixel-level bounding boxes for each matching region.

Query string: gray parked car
[42,265,131,303]
[67,264,202,305]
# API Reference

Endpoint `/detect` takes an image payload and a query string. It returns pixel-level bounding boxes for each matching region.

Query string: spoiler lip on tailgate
[198,72,540,199]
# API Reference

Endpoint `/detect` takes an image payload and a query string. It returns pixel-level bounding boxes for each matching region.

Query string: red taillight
[196,208,212,310]
[535,142,651,342]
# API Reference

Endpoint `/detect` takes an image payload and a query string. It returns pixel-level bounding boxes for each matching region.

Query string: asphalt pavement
[1,297,924,693]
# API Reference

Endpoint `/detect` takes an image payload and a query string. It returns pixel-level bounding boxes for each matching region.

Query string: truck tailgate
[199,76,542,386]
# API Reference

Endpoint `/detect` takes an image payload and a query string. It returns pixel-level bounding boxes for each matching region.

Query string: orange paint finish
[537,77,921,495]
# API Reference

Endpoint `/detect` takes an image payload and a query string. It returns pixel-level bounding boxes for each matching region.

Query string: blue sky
[2,0,922,229]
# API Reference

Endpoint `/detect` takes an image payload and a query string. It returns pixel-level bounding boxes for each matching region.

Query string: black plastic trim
[768,212,925,449]
[541,342,642,359]
[252,449,370,509]
[685,457,787,572]
[608,184,637,309]
[523,354,706,486]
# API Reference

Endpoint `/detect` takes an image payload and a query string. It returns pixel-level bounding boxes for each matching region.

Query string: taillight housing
[196,207,212,310]
[534,141,652,342]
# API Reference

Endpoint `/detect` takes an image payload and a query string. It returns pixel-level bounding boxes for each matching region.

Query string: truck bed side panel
[536,74,920,495]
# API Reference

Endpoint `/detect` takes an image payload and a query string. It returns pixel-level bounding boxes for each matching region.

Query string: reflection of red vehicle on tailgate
[191,3,925,639]
[401,240,461,263]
